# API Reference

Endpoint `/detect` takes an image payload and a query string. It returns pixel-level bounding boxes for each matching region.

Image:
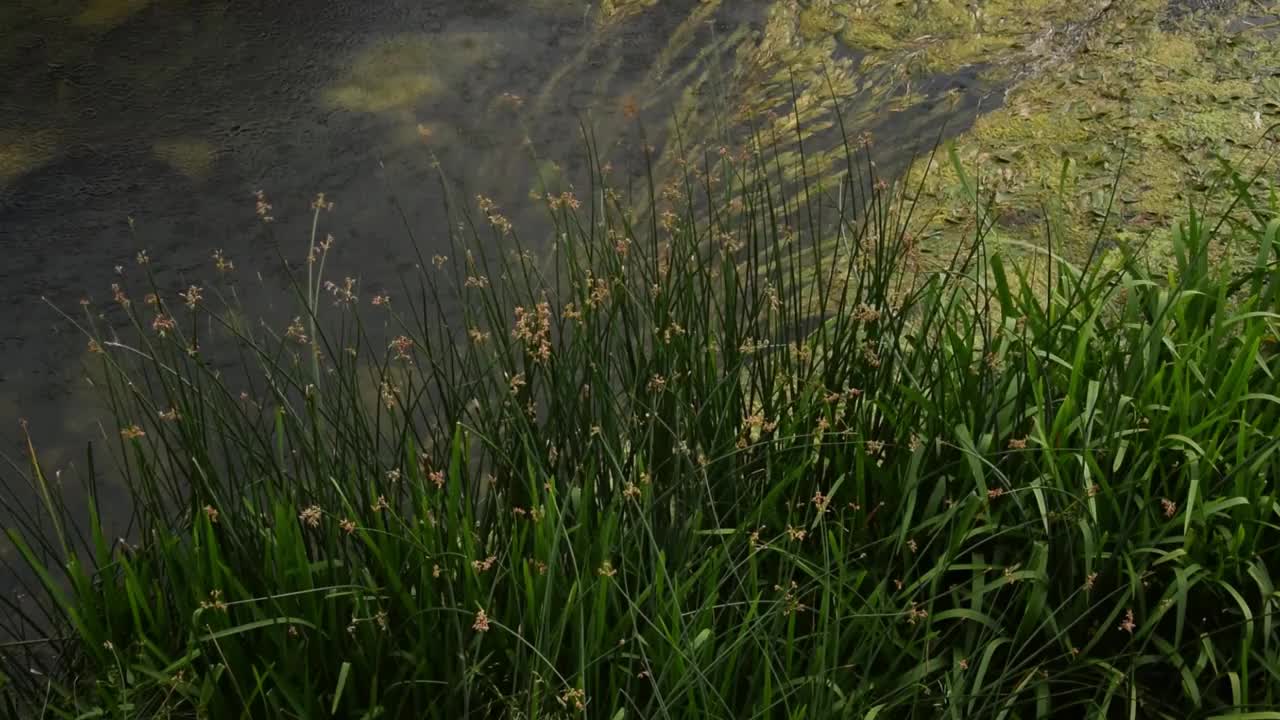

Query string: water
[1,0,1062,558]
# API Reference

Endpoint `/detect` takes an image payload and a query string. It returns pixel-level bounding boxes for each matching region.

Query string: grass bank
[3,128,1280,718]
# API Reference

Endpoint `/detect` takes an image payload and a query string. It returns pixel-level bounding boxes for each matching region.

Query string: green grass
[2,123,1280,719]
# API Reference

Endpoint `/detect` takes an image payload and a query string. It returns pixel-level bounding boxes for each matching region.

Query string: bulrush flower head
[389,335,415,361]
[286,317,309,345]
[254,190,274,223]
[1118,608,1136,634]
[511,301,553,363]
[323,277,357,305]
[545,191,581,211]
[298,505,322,528]
[853,303,881,323]
[152,314,177,336]
[212,249,234,273]
[473,607,491,632]
[476,195,513,234]
[180,285,203,309]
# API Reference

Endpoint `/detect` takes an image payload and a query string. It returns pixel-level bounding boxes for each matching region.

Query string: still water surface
[1,0,1009,542]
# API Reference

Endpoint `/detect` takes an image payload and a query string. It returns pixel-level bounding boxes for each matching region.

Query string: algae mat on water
[575,0,1277,273]
[899,0,1280,268]
[316,0,1121,192]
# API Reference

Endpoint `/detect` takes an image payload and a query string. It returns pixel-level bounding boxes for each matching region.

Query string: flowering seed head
[152,313,176,336]
[905,602,928,624]
[389,335,415,361]
[254,190,274,223]
[311,192,334,212]
[180,285,203,309]
[1118,608,1136,634]
[212,249,234,273]
[298,505,322,528]
[512,302,552,362]
[286,317,309,344]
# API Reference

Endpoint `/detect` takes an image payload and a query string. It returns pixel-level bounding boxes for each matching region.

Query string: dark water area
[0,0,1002,586]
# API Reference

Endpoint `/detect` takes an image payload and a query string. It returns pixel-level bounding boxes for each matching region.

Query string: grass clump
[2,124,1280,719]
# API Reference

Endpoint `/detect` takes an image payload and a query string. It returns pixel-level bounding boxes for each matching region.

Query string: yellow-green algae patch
[73,0,154,30]
[600,0,662,22]
[638,0,1108,191]
[524,0,662,23]
[152,137,217,179]
[899,0,1280,269]
[334,0,1274,278]
[828,0,1112,73]
[551,0,1277,299]
[0,130,61,190]
[324,32,501,113]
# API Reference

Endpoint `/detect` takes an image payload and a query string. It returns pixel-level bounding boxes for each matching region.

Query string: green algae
[599,0,662,21]
[152,137,216,180]
[73,0,154,30]
[324,32,502,113]
[765,0,1119,76]
[0,130,61,190]
[900,0,1280,268]
[528,0,1277,293]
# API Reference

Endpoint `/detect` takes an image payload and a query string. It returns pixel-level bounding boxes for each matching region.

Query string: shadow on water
[0,0,1052,594]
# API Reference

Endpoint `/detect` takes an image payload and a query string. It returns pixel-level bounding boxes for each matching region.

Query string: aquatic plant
[2,118,1280,718]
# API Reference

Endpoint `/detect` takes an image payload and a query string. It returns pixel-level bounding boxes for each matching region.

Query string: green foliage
[3,123,1280,719]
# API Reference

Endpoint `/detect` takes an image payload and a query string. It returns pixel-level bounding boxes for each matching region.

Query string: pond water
[4,0,1267,555]
[0,0,1005,523]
